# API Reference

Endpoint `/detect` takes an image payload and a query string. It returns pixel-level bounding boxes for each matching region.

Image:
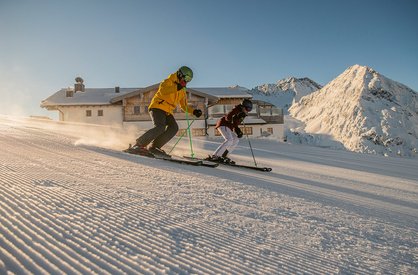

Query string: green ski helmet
[178,66,193,82]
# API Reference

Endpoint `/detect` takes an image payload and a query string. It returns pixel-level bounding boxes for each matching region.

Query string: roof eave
[41,102,112,108]
[110,84,159,104]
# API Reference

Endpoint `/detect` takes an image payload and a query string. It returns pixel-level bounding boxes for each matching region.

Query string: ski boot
[205,155,223,162]
[124,144,153,157]
[221,157,236,165]
[221,150,236,165]
[148,147,171,159]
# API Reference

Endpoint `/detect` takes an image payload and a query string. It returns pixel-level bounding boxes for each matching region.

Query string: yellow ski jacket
[149,72,195,115]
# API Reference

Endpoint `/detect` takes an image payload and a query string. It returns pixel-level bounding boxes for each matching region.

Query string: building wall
[207,124,284,139]
[123,120,284,140]
[123,89,207,121]
[123,120,207,137]
[206,100,285,140]
[53,92,285,140]
[58,105,123,125]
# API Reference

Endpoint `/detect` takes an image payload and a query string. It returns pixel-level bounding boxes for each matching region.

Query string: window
[215,127,252,136]
[241,126,252,135]
[176,129,187,137]
[224,105,234,113]
[260,106,272,116]
[192,128,206,136]
[209,105,225,116]
[261,127,273,137]
[98,110,103,116]
[134,106,140,115]
[272,108,283,116]
[176,128,206,137]
[86,110,92,117]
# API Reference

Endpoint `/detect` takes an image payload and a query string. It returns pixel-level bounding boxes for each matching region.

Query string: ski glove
[193,109,202,118]
[235,127,243,138]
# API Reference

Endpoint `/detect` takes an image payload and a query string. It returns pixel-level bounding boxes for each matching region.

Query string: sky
[1,0,417,117]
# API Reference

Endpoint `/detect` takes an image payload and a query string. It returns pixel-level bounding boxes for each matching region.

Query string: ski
[221,162,272,172]
[184,156,271,171]
[182,156,219,167]
[155,155,203,166]
[123,148,203,166]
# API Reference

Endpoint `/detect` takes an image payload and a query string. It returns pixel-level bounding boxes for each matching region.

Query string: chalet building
[41,78,284,139]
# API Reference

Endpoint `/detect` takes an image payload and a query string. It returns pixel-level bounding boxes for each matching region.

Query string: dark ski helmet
[178,66,193,82]
[242,99,253,111]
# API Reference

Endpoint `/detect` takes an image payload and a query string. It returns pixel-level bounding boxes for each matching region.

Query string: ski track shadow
[84,145,418,230]
[81,145,225,176]
[228,139,418,183]
[215,168,418,230]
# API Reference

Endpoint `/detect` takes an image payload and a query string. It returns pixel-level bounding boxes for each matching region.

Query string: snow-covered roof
[109,84,219,105]
[192,86,252,98]
[41,85,251,108]
[41,88,140,107]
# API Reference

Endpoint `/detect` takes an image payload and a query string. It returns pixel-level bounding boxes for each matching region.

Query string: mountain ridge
[289,64,418,157]
[249,77,322,112]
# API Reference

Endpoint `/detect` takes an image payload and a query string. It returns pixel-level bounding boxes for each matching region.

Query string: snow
[41,88,139,107]
[249,77,322,113]
[1,115,417,274]
[289,65,418,158]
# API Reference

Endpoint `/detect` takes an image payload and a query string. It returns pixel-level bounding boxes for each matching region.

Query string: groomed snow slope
[0,116,417,274]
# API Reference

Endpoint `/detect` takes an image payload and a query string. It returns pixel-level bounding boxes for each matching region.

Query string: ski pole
[168,118,195,154]
[242,121,258,167]
[185,103,195,158]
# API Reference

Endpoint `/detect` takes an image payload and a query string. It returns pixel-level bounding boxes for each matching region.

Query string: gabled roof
[41,84,252,108]
[192,86,252,98]
[109,84,219,105]
[41,87,139,108]
[252,99,278,107]
[110,84,159,104]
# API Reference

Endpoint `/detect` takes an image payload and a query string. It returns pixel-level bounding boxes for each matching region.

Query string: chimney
[115,86,120,93]
[74,77,85,92]
[66,87,74,97]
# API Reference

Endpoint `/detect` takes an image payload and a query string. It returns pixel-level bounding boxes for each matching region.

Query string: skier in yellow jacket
[128,66,202,158]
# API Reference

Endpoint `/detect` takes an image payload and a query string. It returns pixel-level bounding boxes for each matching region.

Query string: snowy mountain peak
[249,77,322,112]
[289,65,418,157]
[254,77,321,97]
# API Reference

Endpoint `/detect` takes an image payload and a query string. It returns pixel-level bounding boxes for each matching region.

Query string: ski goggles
[179,71,192,82]
[183,75,192,82]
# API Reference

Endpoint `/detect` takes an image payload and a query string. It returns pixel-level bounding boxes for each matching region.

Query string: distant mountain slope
[249,77,322,112]
[289,65,418,157]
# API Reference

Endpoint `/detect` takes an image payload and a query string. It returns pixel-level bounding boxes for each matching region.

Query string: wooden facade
[122,87,210,122]
[43,82,285,139]
[257,101,284,124]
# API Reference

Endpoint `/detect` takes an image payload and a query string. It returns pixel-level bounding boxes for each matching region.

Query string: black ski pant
[136,108,179,149]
